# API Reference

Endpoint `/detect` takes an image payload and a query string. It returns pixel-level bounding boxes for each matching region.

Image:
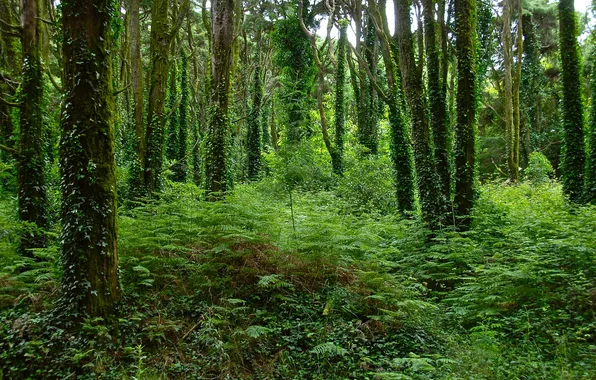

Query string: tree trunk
[395,0,443,227]
[512,0,523,180]
[0,0,18,160]
[18,0,48,254]
[60,0,120,318]
[205,0,234,197]
[454,0,477,227]
[502,0,518,181]
[332,20,348,176]
[424,0,451,201]
[175,50,189,182]
[558,0,586,203]
[247,52,262,180]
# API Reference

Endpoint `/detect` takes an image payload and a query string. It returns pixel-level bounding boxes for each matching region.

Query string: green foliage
[247,58,262,180]
[525,151,554,184]
[558,0,586,203]
[331,20,348,176]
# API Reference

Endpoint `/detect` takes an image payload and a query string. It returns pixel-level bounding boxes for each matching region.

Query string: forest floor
[1,179,595,379]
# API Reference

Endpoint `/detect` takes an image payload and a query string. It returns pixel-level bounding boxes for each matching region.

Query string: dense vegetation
[0,0,595,378]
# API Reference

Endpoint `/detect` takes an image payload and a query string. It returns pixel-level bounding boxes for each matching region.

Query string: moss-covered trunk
[143,0,170,194]
[174,50,189,182]
[454,0,477,227]
[558,0,586,203]
[247,53,262,180]
[374,0,416,213]
[60,0,120,318]
[423,0,451,201]
[332,21,348,176]
[18,0,48,253]
[586,48,596,203]
[395,0,443,227]
[0,0,18,160]
[205,0,234,196]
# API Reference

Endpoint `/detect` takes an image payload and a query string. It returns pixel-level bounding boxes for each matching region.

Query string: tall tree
[205,0,234,196]
[502,0,519,182]
[333,20,348,175]
[174,50,189,182]
[144,0,188,194]
[423,0,450,200]
[585,49,596,203]
[558,0,585,203]
[60,0,120,318]
[366,0,416,213]
[454,0,477,227]
[247,58,262,180]
[18,0,49,253]
[0,0,18,160]
[394,0,444,227]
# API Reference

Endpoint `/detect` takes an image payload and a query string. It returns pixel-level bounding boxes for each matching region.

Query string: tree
[175,50,189,182]
[367,0,416,213]
[423,0,450,200]
[585,49,596,203]
[333,20,348,176]
[18,0,49,253]
[454,0,477,227]
[0,0,18,161]
[247,43,263,180]
[144,0,189,194]
[558,0,586,203]
[394,0,444,227]
[60,0,120,318]
[205,0,234,196]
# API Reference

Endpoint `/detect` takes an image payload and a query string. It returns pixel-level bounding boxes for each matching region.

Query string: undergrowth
[0,180,595,379]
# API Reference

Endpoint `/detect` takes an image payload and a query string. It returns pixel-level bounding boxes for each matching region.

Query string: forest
[0,0,595,378]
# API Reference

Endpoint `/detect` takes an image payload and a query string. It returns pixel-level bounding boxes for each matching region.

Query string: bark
[18,0,48,253]
[558,0,586,203]
[395,0,444,227]
[424,0,451,200]
[370,0,416,213]
[128,0,144,161]
[60,0,120,318]
[205,0,234,196]
[503,0,519,181]
[454,0,477,227]
[0,0,18,159]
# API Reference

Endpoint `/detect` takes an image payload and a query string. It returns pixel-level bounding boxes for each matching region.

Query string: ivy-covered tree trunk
[247,58,262,180]
[205,0,234,196]
[18,0,48,253]
[586,48,596,203]
[558,0,586,203]
[373,0,416,213]
[502,0,518,182]
[166,60,179,165]
[332,20,348,176]
[454,0,477,227]
[512,0,523,181]
[0,0,18,160]
[423,0,450,201]
[60,0,120,318]
[143,0,171,194]
[520,14,542,168]
[174,50,189,182]
[395,0,443,227]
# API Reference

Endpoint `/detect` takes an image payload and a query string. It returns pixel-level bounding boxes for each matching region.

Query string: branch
[349,44,389,103]
[170,0,190,42]
[45,69,63,92]
[0,18,21,33]
[0,144,16,157]
[113,82,131,96]
[0,96,21,108]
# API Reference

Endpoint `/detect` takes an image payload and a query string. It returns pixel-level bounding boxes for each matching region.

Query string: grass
[0,179,595,379]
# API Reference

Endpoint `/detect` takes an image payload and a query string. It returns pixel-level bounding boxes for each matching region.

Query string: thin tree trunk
[205,0,234,197]
[18,0,48,253]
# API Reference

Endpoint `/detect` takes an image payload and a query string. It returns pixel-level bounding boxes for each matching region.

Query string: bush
[525,151,554,184]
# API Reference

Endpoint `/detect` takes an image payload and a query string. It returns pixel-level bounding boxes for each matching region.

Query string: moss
[453,0,477,228]
[558,0,586,203]
[332,21,348,176]
[18,0,48,254]
[59,0,120,319]
[247,55,262,180]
